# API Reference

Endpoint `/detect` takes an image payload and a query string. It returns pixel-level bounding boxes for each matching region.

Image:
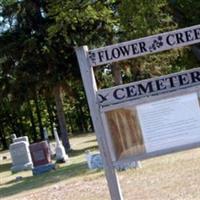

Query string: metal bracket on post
[75,46,123,200]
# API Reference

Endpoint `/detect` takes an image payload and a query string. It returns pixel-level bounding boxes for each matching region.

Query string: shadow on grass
[0,163,11,173]
[69,145,98,157]
[83,139,97,144]
[0,161,99,198]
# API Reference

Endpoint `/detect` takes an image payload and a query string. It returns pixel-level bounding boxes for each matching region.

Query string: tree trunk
[10,112,21,137]
[111,62,123,85]
[66,112,74,133]
[45,98,55,138]
[34,93,44,140]
[53,85,70,152]
[0,126,8,150]
[27,100,38,142]
[83,91,94,132]
[77,103,87,133]
[18,113,25,136]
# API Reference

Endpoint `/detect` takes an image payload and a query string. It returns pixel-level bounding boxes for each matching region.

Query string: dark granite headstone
[29,141,51,167]
[29,141,55,175]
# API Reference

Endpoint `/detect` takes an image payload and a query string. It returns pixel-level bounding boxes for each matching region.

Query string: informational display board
[137,93,200,153]
[103,92,200,163]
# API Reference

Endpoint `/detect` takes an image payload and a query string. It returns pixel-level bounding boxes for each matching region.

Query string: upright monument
[54,128,68,163]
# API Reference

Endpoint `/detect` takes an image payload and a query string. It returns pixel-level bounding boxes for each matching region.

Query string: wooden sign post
[75,46,123,200]
[75,24,200,200]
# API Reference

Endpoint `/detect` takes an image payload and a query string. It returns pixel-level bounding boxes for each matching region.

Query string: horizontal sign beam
[97,67,200,107]
[89,24,200,67]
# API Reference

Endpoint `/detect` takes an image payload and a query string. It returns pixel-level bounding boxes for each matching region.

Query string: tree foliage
[0,0,118,150]
[0,0,200,150]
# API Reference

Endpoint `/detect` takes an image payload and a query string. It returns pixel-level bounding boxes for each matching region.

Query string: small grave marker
[54,128,68,163]
[9,141,33,172]
[29,141,55,175]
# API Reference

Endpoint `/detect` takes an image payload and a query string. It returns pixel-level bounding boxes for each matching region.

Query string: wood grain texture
[105,108,145,161]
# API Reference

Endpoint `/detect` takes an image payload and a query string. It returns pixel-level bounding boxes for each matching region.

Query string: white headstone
[85,151,103,169]
[85,151,142,170]
[13,136,29,145]
[11,134,17,142]
[9,141,33,172]
[53,128,68,162]
[115,161,142,171]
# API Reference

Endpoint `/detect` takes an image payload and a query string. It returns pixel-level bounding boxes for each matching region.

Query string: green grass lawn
[0,134,100,199]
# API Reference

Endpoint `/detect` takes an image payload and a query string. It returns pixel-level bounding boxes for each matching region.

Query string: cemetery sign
[98,67,200,107]
[75,24,200,200]
[101,69,200,164]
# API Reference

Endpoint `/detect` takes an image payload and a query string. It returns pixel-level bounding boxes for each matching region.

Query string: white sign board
[137,93,200,153]
[98,67,200,107]
[89,24,200,66]
[103,91,200,163]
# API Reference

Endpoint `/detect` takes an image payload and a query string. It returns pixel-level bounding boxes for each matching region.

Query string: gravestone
[43,127,54,156]
[85,151,103,169]
[13,136,29,145]
[114,161,142,171]
[54,128,68,163]
[9,141,33,172]
[11,134,17,142]
[49,143,56,156]
[85,151,142,170]
[43,128,49,142]
[29,141,55,175]
[30,141,51,167]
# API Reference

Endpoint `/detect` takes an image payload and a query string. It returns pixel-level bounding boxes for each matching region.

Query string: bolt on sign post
[75,24,200,200]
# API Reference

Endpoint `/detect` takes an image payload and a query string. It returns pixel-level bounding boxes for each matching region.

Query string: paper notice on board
[137,93,200,153]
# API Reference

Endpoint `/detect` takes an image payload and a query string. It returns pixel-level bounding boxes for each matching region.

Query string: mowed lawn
[1,133,200,200]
